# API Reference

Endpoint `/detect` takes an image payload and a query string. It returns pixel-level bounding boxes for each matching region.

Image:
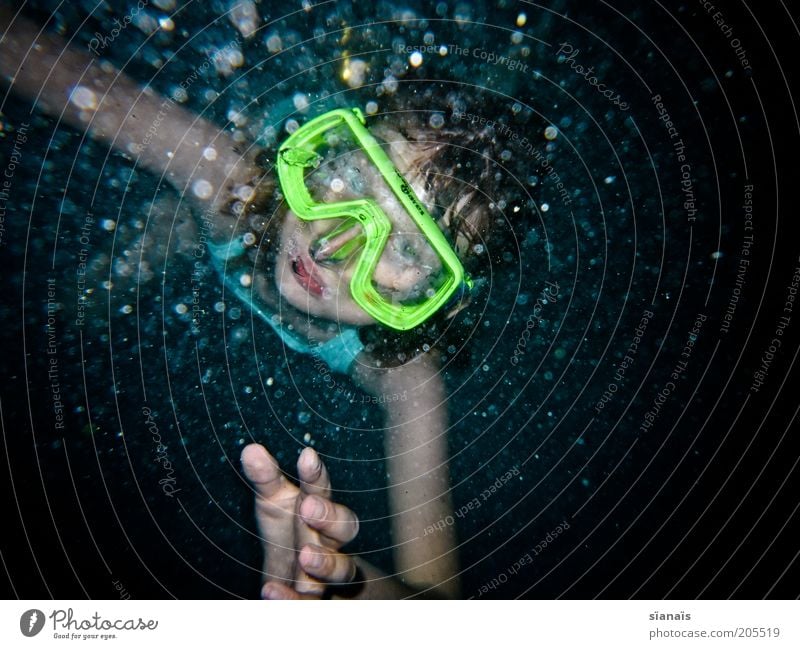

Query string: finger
[299,495,360,545]
[299,544,357,584]
[261,581,319,601]
[293,508,326,597]
[241,444,296,583]
[297,447,331,498]
[241,444,289,502]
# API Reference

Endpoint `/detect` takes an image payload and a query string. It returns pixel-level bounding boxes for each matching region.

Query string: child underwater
[1,5,531,599]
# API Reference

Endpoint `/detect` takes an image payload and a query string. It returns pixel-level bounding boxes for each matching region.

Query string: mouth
[290,252,326,297]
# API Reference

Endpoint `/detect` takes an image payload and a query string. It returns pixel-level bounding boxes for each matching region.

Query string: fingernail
[262,584,279,600]
[301,448,320,476]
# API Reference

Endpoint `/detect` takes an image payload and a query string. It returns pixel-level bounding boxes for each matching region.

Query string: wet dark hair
[353,85,543,364]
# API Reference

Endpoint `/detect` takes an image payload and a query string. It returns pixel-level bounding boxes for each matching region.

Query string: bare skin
[352,352,461,597]
[241,348,460,599]
[241,443,418,599]
[1,7,460,598]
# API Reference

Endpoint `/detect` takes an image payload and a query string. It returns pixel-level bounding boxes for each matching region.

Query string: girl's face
[274,209,443,325]
[273,134,445,325]
[274,212,377,325]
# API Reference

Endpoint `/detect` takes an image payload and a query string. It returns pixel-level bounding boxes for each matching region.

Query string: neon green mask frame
[276,107,468,331]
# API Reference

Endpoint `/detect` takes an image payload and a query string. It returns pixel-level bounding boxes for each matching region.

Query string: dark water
[1,0,798,598]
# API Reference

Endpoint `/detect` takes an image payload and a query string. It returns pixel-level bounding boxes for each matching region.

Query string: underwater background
[1,0,799,598]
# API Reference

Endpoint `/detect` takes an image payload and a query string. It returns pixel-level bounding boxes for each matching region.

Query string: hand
[351,349,440,401]
[241,443,360,599]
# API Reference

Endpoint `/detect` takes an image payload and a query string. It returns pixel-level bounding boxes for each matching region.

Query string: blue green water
[2,0,797,598]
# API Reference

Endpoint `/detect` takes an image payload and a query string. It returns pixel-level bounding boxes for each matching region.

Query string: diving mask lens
[277,108,467,330]
[310,218,366,265]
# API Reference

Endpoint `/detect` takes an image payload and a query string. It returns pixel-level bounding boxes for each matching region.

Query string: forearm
[353,355,461,597]
[383,389,460,597]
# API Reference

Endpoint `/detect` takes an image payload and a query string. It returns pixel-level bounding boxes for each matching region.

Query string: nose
[310,221,441,295]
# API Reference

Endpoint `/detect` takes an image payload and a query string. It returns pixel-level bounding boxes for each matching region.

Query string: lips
[290,253,326,297]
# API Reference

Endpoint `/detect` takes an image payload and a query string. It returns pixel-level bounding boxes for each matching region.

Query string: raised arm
[0,6,267,234]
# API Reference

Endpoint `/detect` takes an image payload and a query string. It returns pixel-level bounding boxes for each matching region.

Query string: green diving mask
[276,107,470,331]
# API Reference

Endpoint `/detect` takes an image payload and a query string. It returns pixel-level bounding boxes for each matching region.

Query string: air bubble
[265,33,282,53]
[192,179,213,200]
[171,87,188,103]
[293,92,309,112]
[236,185,255,202]
[342,58,368,88]
[382,76,399,94]
[70,86,98,110]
